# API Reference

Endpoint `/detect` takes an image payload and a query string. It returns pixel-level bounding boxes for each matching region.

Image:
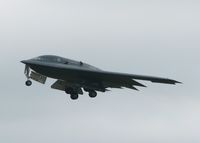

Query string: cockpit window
[33,57,42,60]
[33,55,65,63]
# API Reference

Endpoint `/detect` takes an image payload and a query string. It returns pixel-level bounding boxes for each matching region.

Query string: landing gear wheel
[25,80,32,86]
[89,91,97,98]
[70,94,79,100]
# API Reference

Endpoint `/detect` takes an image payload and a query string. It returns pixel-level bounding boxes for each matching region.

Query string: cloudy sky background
[0,0,200,142]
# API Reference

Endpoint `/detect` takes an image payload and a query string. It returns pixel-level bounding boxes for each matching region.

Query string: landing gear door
[51,80,65,91]
[30,71,47,84]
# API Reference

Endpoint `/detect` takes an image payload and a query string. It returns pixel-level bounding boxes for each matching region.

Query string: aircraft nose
[21,59,40,65]
[21,60,32,64]
[21,60,27,64]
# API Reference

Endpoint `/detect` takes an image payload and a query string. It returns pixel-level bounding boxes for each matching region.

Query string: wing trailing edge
[131,79,147,87]
[125,85,139,91]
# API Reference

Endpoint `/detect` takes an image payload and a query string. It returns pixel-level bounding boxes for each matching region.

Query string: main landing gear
[70,94,79,100]
[65,87,79,100]
[84,88,97,98]
[88,90,97,98]
[24,65,32,86]
[65,87,98,100]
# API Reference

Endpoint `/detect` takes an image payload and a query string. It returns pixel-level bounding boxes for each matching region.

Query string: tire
[25,80,32,86]
[89,91,97,98]
[70,94,79,100]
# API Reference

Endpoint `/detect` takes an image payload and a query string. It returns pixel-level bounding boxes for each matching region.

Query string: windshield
[33,55,64,63]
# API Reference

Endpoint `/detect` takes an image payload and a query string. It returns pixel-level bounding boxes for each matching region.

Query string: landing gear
[24,65,32,86]
[65,87,97,100]
[65,87,74,94]
[25,80,32,86]
[65,87,79,100]
[89,90,97,98]
[70,94,79,100]
[84,88,97,98]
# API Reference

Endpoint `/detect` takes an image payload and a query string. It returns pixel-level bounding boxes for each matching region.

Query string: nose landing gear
[24,65,32,86]
[25,80,32,86]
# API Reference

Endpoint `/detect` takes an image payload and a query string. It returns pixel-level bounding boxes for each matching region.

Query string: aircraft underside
[24,65,105,100]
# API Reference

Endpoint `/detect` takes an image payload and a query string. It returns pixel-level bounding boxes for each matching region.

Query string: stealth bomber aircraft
[21,55,181,100]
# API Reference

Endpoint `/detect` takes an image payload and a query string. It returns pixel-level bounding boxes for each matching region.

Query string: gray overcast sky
[0,0,200,143]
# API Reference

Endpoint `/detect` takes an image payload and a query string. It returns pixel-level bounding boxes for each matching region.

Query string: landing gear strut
[24,65,32,86]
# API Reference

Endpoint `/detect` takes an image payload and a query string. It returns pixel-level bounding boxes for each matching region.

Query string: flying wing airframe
[21,55,181,100]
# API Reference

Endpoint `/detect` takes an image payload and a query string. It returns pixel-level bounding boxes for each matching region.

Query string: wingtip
[175,81,183,84]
